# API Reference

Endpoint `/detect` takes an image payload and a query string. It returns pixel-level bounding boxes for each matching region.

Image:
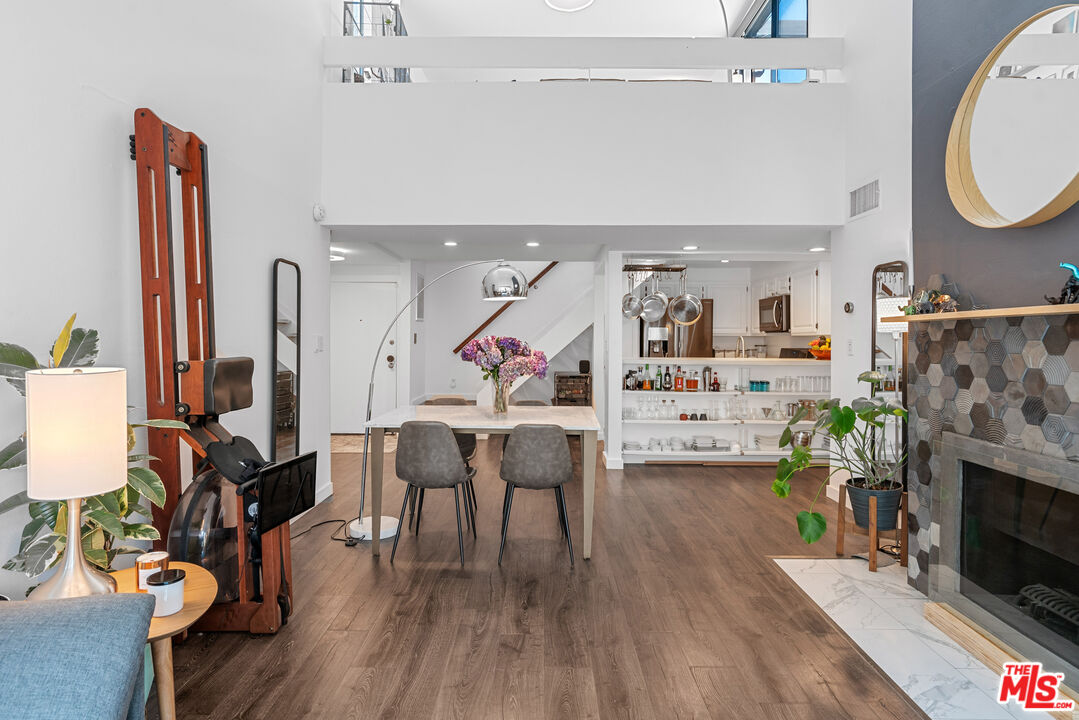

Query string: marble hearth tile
[959,668,1054,720]
[831,559,928,600]
[771,557,837,574]
[784,571,907,631]
[844,628,1013,719]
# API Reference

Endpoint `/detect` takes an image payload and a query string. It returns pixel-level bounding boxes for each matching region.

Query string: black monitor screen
[257,451,317,534]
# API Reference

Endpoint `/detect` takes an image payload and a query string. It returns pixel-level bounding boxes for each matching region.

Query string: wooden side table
[112,561,217,720]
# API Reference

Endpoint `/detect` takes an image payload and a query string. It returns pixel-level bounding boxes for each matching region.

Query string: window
[743,0,808,84]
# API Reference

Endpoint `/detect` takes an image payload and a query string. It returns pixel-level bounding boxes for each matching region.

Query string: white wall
[322,81,846,227]
[419,261,595,398]
[0,1,330,598]
[812,1,912,408]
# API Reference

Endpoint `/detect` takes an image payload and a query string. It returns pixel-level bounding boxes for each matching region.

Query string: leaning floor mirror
[272,259,301,461]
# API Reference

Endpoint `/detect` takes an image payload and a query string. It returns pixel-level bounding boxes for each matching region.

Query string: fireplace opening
[960,460,1079,669]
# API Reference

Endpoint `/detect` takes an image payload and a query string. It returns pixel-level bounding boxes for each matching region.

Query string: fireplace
[931,432,1079,685]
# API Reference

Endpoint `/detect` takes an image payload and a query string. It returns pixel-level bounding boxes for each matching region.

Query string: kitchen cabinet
[789,262,831,336]
[707,283,749,335]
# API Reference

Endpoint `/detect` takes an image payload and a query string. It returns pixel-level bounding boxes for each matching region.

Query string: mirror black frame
[272,258,301,462]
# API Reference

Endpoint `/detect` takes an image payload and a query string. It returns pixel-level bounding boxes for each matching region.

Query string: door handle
[386,354,396,369]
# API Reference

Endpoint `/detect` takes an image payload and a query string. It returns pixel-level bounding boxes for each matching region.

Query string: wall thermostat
[843,302,855,314]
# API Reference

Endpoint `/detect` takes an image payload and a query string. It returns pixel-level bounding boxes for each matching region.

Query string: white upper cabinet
[788,261,831,336]
[708,283,749,335]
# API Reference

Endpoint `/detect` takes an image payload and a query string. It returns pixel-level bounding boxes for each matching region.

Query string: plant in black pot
[772,371,908,544]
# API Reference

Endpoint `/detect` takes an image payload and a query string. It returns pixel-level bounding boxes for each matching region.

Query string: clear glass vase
[492,379,508,413]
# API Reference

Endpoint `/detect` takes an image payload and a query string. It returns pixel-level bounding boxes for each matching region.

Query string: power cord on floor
[290,518,358,544]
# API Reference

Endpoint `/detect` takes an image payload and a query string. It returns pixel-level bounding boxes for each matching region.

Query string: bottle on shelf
[710,372,720,392]
[641,363,651,391]
[655,365,663,391]
[625,370,636,391]
[662,366,673,391]
[674,366,684,392]
[686,370,699,392]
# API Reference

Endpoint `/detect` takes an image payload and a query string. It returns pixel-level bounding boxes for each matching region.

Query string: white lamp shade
[876,296,910,334]
[25,368,128,500]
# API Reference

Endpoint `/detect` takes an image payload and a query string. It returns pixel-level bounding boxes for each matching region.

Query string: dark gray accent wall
[913,1,1079,307]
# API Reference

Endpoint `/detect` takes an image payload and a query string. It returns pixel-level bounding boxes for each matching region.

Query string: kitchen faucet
[737,336,746,358]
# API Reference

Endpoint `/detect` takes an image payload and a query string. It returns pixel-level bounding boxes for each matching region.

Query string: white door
[330,281,399,433]
[789,267,819,335]
[709,283,750,335]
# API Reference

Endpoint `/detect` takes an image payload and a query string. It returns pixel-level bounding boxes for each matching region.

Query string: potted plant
[0,314,185,583]
[772,370,908,544]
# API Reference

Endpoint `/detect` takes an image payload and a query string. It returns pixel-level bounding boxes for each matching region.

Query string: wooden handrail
[452,261,559,354]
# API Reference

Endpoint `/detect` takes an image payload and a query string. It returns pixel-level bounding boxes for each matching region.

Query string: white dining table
[364,404,601,559]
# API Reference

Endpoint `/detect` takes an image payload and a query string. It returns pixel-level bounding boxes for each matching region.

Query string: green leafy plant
[772,370,909,545]
[0,314,186,577]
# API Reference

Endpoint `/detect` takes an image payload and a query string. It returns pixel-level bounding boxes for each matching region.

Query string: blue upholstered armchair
[0,593,155,720]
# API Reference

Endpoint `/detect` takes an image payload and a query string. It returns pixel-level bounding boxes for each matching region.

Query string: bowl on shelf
[754,433,783,452]
[809,348,831,360]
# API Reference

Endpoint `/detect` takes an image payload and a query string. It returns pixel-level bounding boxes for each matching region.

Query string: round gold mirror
[946,4,1079,228]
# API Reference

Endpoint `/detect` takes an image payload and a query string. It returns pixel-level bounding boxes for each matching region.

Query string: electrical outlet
[449,377,457,389]
[847,339,854,357]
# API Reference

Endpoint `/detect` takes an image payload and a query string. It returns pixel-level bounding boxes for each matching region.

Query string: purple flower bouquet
[460,335,548,412]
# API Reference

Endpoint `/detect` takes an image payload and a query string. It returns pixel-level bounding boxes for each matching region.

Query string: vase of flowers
[460,336,548,413]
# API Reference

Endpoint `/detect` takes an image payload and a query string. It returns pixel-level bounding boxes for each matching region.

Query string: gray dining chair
[391,420,477,566]
[502,399,548,451]
[420,396,478,532]
[498,423,575,566]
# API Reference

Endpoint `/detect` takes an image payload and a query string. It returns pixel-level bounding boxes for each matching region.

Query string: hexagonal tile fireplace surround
[905,311,1079,594]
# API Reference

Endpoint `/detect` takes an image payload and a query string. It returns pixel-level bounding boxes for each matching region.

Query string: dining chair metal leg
[466,481,477,540]
[469,479,478,509]
[500,483,511,540]
[390,485,413,564]
[463,483,473,535]
[555,493,567,538]
[408,486,418,530]
[556,485,575,566]
[498,484,516,566]
[414,488,425,535]
[453,485,465,567]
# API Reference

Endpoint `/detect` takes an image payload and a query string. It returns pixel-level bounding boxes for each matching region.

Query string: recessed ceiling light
[526,241,540,247]
[444,240,458,247]
[682,245,699,251]
[808,246,827,253]
[721,259,730,263]
[329,254,345,262]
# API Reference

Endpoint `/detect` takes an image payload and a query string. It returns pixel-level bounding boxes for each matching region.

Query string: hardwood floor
[156,439,927,720]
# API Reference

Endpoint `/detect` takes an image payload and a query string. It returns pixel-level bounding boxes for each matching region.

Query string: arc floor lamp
[348,260,529,541]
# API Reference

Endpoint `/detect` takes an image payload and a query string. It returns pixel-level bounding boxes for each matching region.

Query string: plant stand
[835,484,908,572]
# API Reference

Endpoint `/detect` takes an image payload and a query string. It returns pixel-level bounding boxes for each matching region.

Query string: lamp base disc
[348,516,400,540]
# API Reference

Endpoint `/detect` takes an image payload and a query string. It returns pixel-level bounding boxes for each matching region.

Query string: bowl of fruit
[809,336,831,360]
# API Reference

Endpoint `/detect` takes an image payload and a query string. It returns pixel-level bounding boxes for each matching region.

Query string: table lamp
[25,367,128,601]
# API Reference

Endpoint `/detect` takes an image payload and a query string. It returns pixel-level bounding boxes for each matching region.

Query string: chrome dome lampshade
[481,262,529,301]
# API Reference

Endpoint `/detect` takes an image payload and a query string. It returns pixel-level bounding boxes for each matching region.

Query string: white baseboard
[602,451,623,470]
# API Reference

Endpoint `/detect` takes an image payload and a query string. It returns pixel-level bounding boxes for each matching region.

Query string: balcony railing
[342,2,410,83]
[323,36,844,84]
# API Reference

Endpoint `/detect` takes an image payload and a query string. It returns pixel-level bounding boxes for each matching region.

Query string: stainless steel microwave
[759,294,791,333]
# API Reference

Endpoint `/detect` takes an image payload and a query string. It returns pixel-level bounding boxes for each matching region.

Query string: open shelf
[622,449,743,458]
[623,357,830,366]
[743,391,829,397]
[622,390,740,397]
[622,419,742,425]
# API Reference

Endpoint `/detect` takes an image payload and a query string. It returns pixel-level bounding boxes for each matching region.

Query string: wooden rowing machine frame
[131,108,292,634]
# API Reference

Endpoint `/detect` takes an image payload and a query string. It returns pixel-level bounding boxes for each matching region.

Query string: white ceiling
[327,224,832,263]
[399,0,757,38]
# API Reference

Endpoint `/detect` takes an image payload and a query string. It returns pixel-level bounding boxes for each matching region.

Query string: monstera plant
[772,371,908,545]
[0,314,185,579]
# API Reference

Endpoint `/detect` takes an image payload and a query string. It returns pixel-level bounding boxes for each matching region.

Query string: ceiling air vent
[849,179,880,218]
